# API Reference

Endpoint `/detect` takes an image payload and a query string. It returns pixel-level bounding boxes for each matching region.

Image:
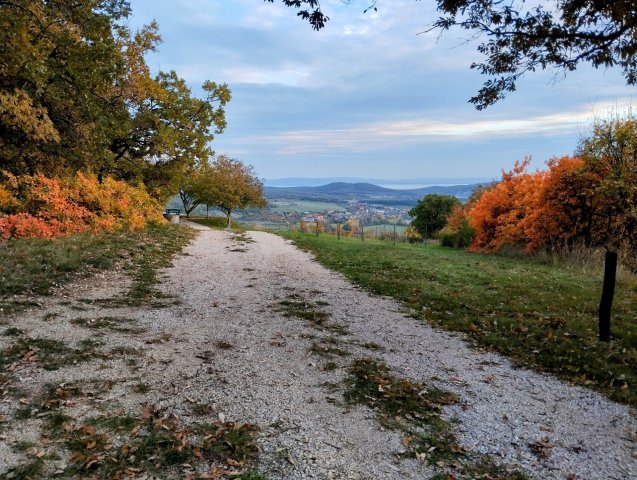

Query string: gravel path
[1,224,636,479]
[144,224,636,479]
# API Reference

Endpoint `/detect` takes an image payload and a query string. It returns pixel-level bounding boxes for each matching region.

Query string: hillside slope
[265,182,483,204]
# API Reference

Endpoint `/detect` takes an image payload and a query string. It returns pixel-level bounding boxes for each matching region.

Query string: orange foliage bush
[0,172,165,240]
[467,157,594,252]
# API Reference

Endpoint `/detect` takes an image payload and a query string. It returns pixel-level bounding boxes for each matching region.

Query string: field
[268,199,345,213]
[282,232,637,406]
[363,224,406,235]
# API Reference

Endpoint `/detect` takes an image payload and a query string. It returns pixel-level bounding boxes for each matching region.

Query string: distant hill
[265,182,485,205]
[264,177,493,187]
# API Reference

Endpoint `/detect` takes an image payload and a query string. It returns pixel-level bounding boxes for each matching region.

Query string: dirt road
[1,225,635,479]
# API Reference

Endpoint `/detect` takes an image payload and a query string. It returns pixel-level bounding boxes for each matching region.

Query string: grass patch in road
[215,340,234,350]
[131,382,150,394]
[0,224,197,316]
[283,232,637,407]
[309,338,350,358]
[69,316,145,334]
[344,358,527,479]
[122,225,197,307]
[8,409,264,480]
[1,336,105,372]
[275,293,350,335]
[60,409,261,479]
[230,232,256,244]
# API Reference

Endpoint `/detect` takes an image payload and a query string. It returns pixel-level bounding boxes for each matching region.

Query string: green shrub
[438,219,474,248]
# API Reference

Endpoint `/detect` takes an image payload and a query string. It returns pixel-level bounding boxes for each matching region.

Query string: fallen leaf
[142,405,153,420]
[80,424,95,436]
[70,452,85,463]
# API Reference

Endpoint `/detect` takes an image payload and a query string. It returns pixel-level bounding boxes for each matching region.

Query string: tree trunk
[599,250,618,342]
[226,211,232,229]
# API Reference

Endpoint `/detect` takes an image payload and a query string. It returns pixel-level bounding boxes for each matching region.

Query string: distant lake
[377,183,468,190]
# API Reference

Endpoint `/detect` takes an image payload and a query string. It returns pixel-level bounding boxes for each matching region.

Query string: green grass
[282,232,637,406]
[363,224,406,234]
[1,336,105,372]
[269,200,345,213]
[274,293,349,335]
[69,316,144,333]
[190,216,242,230]
[0,224,197,315]
[8,382,265,479]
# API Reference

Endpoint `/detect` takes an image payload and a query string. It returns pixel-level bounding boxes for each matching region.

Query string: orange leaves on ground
[0,172,165,240]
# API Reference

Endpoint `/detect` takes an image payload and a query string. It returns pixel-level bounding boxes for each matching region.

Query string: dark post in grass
[337,222,341,240]
[599,250,618,341]
[316,221,320,236]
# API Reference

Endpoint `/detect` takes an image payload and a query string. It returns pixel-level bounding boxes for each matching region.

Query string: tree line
[0,0,265,238]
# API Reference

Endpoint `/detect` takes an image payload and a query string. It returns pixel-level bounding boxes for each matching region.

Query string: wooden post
[316,221,320,236]
[393,223,396,245]
[337,222,341,240]
[599,250,618,341]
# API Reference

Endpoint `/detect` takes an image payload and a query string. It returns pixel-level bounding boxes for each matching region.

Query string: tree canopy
[268,0,637,109]
[1,0,230,198]
[408,193,460,239]
[180,156,267,225]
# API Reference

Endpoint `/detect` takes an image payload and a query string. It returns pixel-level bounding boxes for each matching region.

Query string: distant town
[169,180,485,230]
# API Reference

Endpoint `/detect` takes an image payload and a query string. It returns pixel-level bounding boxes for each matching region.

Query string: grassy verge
[282,232,637,406]
[189,216,243,230]
[0,223,197,315]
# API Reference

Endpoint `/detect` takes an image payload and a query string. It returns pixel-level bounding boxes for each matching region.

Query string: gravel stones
[2,223,635,479]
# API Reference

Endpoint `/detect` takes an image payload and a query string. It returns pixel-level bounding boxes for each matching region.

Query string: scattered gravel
[1,223,635,479]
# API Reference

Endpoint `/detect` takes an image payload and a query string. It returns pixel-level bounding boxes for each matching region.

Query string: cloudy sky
[128,0,635,182]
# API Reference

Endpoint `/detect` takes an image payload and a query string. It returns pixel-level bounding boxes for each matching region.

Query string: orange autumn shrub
[73,173,165,231]
[466,157,591,253]
[540,156,600,249]
[0,185,18,211]
[0,172,165,240]
[467,159,544,251]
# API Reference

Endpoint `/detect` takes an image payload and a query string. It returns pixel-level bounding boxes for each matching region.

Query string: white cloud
[221,65,311,86]
[237,99,634,156]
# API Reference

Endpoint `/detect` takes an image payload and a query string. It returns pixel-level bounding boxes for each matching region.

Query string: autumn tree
[408,194,460,239]
[0,0,230,198]
[179,166,207,217]
[270,0,637,108]
[576,116,637,340]
[465,144,637,341]
[197,156,267,228]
